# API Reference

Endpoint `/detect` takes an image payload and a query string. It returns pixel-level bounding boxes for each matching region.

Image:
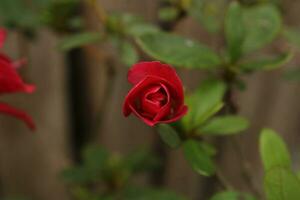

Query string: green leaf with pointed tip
[210,191,257,200]
[183,139,216,176]
[242,4,281,53]
[240,52,293,72]
[283,27,300,50]
[260,129,291,171]
[3,197,31,200]
[189,0,227,33]
[123,148,161,173]
[264,167,300,200]
[61,167,91,184]
[225,1,245,63]
[296,171,300,180]
[58,32,102,51]
[83,145,109,171]
[122,186,187,200]
[120,41,139,67]
[199,142,217,156]
[182,79,226,131]
[0,0,41,31]
[121,13,160,37]
[159,7,179,22]
[283,68,300,82]
[210,191,239,200]
[127,23,159,37]
[199,115,249,135]
[157,124,182,148]
[137,32,221,69]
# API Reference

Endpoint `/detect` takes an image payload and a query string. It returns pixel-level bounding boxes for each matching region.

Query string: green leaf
[225,1,245,62]
[199,142,217,156]
[157,124,182,148]
[283,28,300,50]
[244,194,258,200]
[296,171,300,180]
[240,52,293,72]
[189,0,227,33]
[283,68,300,82]
[58,32,102,51]
[137,32,221,69]
[242,4,281,53]
[82,145,109,171]
[123,148,160,173]
[258,0,282,7]
[159,7,179,22]
[182,79,226,130]
[71,186,100,200]
[260,128,291,171]
[122,186,186,200]
[127,23,159,37]
[120,41,139,67]
[199,115,249,135]
[41,0,81,33]
[210,191,239,200]
[3,197,31,200]
[61,167,91,184]
[264,167,300,200]
[183,139,216,176]
[210,191,257,200]
[0,0,41,31]
[121,13,159,37]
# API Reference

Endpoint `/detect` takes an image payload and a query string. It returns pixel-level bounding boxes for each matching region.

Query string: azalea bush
[0,0,300,200]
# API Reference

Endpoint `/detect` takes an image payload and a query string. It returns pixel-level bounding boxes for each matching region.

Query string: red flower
[123,61,188,126]
[0,28,36,130]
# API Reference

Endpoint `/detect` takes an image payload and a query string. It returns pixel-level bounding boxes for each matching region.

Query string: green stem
[216,167,234,190]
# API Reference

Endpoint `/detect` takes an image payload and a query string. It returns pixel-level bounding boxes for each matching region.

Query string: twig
[222,68,261,197]
[231,137,262,197]
[216,167,233,191]
[85,0,108,24]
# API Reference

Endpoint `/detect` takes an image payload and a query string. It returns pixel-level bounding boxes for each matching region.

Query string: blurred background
[0,0,300,199]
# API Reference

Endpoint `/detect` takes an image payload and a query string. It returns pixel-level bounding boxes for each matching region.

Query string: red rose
[123,61,188,126]
[0,28,36,130]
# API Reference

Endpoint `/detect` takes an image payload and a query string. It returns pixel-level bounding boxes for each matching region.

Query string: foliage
[1,0,300,199]
[137,32,221,69]
[260,129,300,200]
[61,145,186,199]
[210,191,257,200]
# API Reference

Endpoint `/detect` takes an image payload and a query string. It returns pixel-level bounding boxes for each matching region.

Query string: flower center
[140,85,168,119]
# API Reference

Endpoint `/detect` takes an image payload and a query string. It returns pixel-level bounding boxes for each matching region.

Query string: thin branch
[85,0,108,24]
[215,167,234,191]
[231,137,262,197]
[222,68,262,197]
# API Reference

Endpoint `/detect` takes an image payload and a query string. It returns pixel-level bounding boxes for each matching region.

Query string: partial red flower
[0,28,36,130]
[123,61,188,126]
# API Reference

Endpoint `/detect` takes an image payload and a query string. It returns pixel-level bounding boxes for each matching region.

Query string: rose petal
[141,84,170,117]
[0,28,6,49]
[0,53,12,63]
[128,61,184,98]
[13,58,27,69]
[129,104,156,126]
[153,83,171,121]
[123,76,163,117]
[0,58,36,94]
[0,102,35,130]
[156,105,188,124]
[141,85,162,115]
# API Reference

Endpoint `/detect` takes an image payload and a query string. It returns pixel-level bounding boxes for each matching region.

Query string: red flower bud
[123,61,188,126]
[0,28,36,130]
